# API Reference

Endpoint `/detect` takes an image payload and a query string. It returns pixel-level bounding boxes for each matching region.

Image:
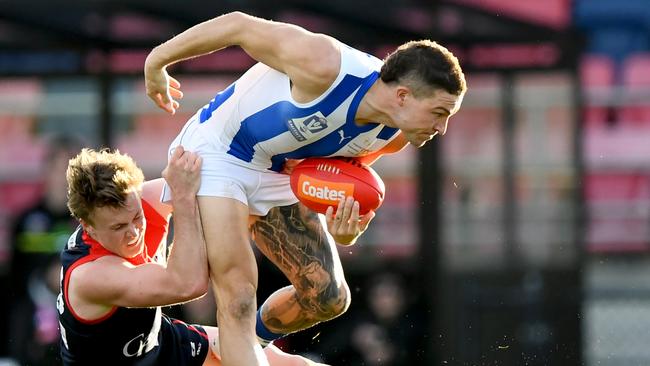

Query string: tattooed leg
[251,202,351,334]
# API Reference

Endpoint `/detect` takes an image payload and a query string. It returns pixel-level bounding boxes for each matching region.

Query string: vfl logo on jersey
[287,114,328,141]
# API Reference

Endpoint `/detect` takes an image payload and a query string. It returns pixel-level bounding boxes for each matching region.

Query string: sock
[256,308,286,347]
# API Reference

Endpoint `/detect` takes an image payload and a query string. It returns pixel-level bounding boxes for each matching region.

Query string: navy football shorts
[157,314,210,365]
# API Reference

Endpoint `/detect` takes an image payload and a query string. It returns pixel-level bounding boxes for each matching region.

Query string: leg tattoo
[252,203,348,332]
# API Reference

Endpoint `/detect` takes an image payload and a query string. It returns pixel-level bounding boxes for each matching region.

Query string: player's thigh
[265,345,328,366]
[251,202,345,285]
[201,326,321,366]
[198,196,257,288]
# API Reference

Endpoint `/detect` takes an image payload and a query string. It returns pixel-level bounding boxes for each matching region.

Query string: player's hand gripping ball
[289,158,385,215]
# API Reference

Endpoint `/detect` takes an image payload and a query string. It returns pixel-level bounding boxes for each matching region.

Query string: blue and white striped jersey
[186,42,400,172]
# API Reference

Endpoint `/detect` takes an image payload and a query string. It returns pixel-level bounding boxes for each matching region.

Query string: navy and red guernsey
[57,200,209,366]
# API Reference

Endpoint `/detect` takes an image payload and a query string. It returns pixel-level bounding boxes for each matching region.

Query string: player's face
[394,88,463,147]
[83,191,146,258]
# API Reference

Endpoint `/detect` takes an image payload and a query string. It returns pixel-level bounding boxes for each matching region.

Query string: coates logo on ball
[298,174,354,204]
[289,157,385,215]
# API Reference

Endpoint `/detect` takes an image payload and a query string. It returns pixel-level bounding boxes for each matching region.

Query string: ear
[396,86,409,106]
[79,219,94,236]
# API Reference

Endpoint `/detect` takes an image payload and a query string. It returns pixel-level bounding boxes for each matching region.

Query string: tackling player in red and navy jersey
[58,146,210,365]
[57,147,329,366]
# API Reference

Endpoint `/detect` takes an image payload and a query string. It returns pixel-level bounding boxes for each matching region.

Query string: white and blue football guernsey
[163,43,401,215]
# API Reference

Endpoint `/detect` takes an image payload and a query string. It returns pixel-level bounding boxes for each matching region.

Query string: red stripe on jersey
[172,319,209,340]
[141,198,168,260]
[63,252,118,324]
[63,199,169,323]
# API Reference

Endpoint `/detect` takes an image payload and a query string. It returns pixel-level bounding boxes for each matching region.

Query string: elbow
[186,276,209,300]
[194,277,209,297]
[226,11,247,19]
[219,11,254,42]
[178,282,208,302]
[171,274,209,302]
[222,11,249,30]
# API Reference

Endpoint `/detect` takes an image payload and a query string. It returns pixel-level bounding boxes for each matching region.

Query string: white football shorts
[160,115,298,216]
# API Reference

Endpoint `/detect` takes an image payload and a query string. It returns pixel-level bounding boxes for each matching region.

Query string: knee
[313,281,351,321]
[214,279,257,321]
[228,287,257,320]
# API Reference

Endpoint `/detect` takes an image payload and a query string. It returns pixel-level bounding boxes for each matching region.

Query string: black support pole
[501,72,517,264]
[418,139,442,365]
[98,55,112,148]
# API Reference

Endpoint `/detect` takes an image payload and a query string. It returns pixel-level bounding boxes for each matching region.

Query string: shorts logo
[298,174,354,205]
[190,341,202,357]
[287,114,328,141]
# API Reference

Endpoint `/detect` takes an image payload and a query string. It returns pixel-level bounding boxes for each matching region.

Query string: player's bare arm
[144,11,340,113]
[67,147,208,315]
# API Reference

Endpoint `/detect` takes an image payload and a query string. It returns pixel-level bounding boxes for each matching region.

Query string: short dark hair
[380,40,466,98]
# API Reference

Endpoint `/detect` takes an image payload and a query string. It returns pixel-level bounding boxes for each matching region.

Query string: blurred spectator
[316,269,425,365]
[5,135,83,365]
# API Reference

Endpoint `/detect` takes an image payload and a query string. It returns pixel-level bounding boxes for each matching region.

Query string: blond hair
[66,148,144,225]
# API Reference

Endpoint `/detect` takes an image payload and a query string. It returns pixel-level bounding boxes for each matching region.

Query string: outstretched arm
[144,11,340,113]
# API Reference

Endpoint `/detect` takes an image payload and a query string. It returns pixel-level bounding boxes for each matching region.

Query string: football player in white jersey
[144,11,466,366]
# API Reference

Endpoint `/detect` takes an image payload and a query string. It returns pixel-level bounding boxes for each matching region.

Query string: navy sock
[256,308,285,346]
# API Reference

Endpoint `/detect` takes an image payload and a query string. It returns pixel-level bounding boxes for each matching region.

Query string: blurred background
[0,0,649,365]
